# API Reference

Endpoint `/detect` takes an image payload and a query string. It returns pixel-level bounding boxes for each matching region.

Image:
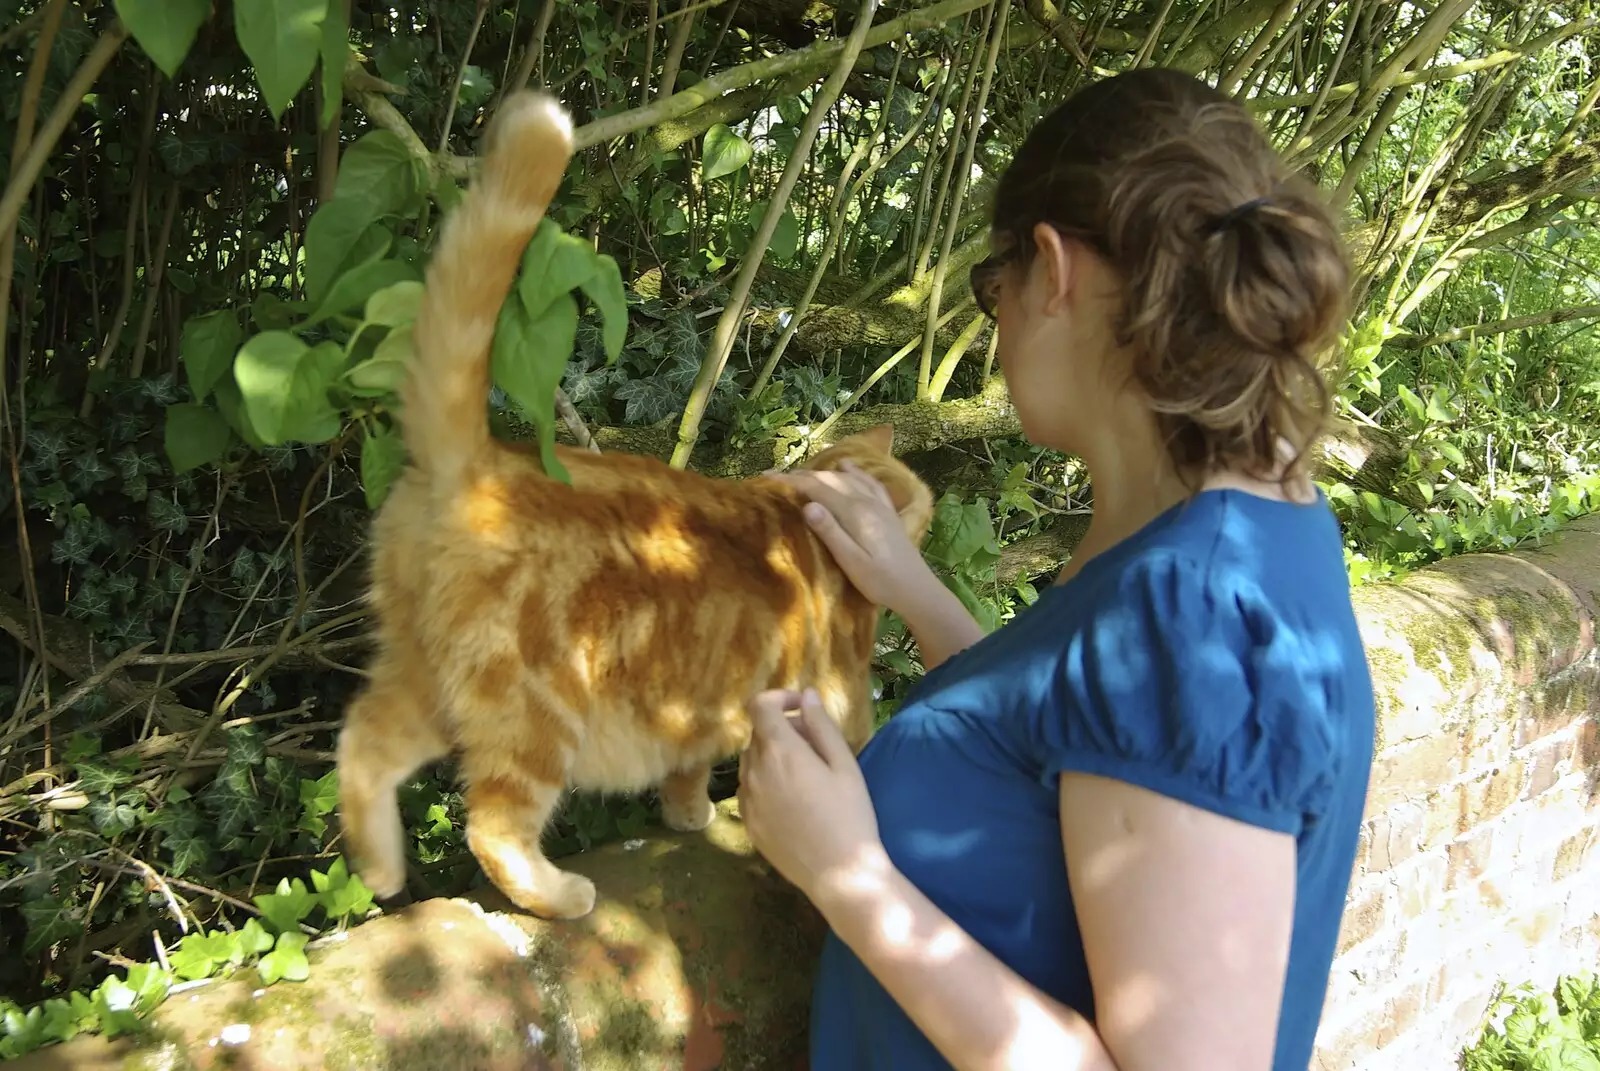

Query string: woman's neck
[1049,409,1316,587]
[1051,408,1190,586]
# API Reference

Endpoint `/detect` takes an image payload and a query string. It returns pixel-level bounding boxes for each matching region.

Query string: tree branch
[1393,304,1600,349]
[575,0,993,149]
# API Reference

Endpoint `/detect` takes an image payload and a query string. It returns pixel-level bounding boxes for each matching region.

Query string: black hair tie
[1206,197,1271,235]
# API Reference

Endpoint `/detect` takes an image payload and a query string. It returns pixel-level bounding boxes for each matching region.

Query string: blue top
[809,489,1376,1071]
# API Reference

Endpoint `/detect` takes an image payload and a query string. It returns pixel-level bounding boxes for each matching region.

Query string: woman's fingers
[747,689,804,745]
[791,689,854,768]
[836,460,896,508]
[800,501,876,577]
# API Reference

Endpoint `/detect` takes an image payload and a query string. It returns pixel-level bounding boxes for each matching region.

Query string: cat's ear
[853,424,895,454]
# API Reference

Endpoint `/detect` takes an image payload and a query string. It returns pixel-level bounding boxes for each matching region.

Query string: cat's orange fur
[334,91,934,920]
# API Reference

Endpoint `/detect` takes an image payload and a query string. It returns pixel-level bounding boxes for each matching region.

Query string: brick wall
[1312,514,1600,1071]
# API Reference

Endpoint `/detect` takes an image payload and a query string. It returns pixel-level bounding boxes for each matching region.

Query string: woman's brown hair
[982,68,1352,489]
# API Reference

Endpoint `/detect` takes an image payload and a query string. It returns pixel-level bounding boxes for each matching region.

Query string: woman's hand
[766,461,936,616]
[770,461,987,670]
[737,688,890,903]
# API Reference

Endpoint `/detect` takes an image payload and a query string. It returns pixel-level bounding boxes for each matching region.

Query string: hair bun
[990,68,1353,486]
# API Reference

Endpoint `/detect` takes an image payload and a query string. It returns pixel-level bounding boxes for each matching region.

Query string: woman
[739,68,1377,1071]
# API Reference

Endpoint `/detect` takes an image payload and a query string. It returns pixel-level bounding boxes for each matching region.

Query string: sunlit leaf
[234,0,327,121]
[702,123,753,181]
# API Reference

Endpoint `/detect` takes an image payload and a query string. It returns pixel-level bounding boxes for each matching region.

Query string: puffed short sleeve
[1033,552,1338,836]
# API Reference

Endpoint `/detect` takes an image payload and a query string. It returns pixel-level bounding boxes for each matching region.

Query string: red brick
[1525,735,1573,798]
[1474,876,1511,914]
[1554,826,1596,881]
[1365,804,1426,874]
[1419,789,1460,853]
[1447,824,1500,889]
[1511,903,1566,947]
[1313,1000,1390,1068]
[1376,980,1429,1048]
[1369,733,1470,811]
[1464,719,1516,769]
[1579,718,1600,772]
[1519,669,1599,746]
[1353,823,1371,874]
[1452,993,1494,1045]
[1336,881,1391,955]
[1395,852,1447,920]
[1459,760,1527,822]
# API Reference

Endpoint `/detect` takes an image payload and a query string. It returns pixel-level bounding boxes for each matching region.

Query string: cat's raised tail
[401,91,575,490]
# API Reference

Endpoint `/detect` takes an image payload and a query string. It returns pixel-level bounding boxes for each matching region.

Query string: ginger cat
[334,91,935,921]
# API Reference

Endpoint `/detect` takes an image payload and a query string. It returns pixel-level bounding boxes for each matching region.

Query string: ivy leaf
[91,976,142,1038]
[297,768,340,836]
[311,855,376,921]
[225,724,267,766]
[303,258,420,327]
[238,917,277,957]
[115,0,209,78]
[701,123,752,181]
[317,0,349,131]
[234,333,345,445]
[204,775,259,840]
[123,963,172,1016]
[2,1005,50,1056]
[613,377,680,424]
[491,288,578,484]
[22,896,82,956]
[161,829,212,877]
[37,994,93,1044]
[358,422,406,509]
[321,872,375,921]
[258,932,310,985]
[923,493,999,568]
[234,0,327,121]
[253,877,317,934]
[169,930,239,981]
[163,403,232,474]
[180,310,242,402]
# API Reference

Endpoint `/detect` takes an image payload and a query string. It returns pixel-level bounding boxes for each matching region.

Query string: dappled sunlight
[457,476,513,541]
[632,506,708,577]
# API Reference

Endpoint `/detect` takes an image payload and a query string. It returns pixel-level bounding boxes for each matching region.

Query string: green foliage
[1462,974,1600,1071]
[0,851,374,1058]
[491,219,630,484]
[258,932,311,985]
[113,0,209,78]
[162,402,232,474]
[702,123,754,181]
[234,0,332,121]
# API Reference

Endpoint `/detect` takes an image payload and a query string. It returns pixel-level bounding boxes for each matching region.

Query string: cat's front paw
[661,794,717,833]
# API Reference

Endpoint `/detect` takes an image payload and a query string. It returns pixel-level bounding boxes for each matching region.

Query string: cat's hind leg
[336,672,450,900]
[659,763,717,832]
[457,699,596,920]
